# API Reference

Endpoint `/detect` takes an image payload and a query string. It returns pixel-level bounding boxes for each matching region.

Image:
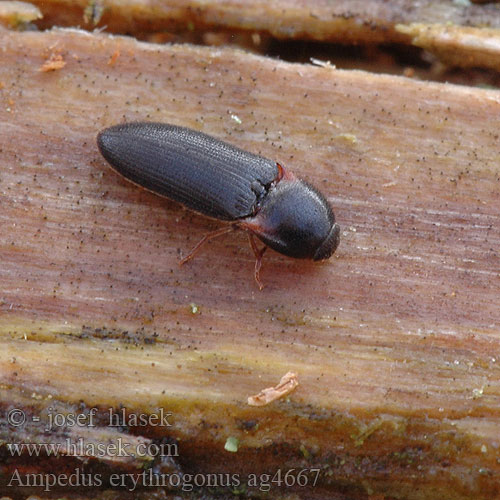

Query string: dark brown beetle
[97,122,339,288]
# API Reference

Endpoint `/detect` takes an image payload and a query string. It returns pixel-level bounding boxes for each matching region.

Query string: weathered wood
[0,28,499,499]
[0,1,41,28]
[24,0,500,72]
[28,0,500,44]
[398,23,500,71]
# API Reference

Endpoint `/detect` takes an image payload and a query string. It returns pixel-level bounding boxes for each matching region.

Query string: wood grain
[0,28,499,499]
[24,0,500,73]
[0,1,41,28]
[29,0,500,44]
[398,23,500,71]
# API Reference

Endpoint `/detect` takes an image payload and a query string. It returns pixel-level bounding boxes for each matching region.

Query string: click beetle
[97,122,340,288]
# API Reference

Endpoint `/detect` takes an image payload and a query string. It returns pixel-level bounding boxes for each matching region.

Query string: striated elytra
[97,122,340,288]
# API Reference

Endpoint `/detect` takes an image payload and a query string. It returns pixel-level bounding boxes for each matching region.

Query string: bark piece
[247,371,299,406]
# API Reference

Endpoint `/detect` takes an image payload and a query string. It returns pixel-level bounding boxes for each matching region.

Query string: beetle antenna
[180,225,236,266]
[248,233,267,290]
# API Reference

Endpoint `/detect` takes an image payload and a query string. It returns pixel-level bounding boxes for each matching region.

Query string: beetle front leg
[180,225,236,266]
[248,233,267,290]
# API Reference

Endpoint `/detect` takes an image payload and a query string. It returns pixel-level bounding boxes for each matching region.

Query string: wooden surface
[29,0,500,43]
[0,1,41,28]
[22,0,500,73]
[0,27,500,499]
[398,22,500,71]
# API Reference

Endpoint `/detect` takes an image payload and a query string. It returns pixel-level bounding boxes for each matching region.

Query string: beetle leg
[248,233,267,290]
[180,225,236,266]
